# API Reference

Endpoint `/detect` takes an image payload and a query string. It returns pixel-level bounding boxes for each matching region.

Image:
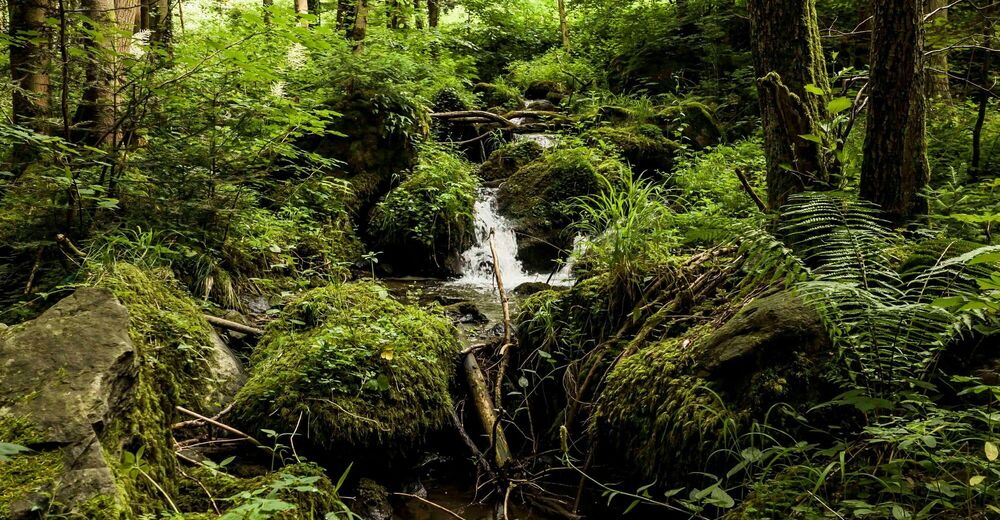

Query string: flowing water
[450,188,574,291]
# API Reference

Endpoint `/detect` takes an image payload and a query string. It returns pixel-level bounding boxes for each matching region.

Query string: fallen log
[464,352,512,468]
[203,315,264,336]
[430,110,516,128]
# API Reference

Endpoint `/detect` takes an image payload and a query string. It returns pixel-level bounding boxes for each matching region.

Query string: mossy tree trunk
[77,0,119,147]
[414,0,423,29]
[7,0,51,174]
[924,0,950,99]
[350,0,368,52]
[861,0,930,225]
[970,9,994,179]
[9,0,51,133]
[428,0,439,28]
[747,0,834,210]
[558,0,570,50]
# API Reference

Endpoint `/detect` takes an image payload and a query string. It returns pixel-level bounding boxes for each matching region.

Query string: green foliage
[231,282,460,453]
[671,139,766,220]
[506,49,599,94]
[371,145,477,272]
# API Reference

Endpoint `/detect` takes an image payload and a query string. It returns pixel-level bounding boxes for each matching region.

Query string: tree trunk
[150,0,173,56]
[970,14,994,179]
[427,0,439,28]
[349,0,368,52]
[414,0,423,29]
[263,0,273,25]
[747,0,833,210]
[336,0,353,30]
[924,0,950,99]
[861,0,930,225]
[558,0,570,50]
[295,0,308,25]
[9,0,51,132]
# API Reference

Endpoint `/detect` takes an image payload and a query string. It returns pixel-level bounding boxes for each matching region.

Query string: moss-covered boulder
[473,82,524,112]
[524,80,570,103]
[0,288,136,517]
[231,283,460,458]
[594,293,834,480]
[497,147,624,271]
[479,140,545,182]
[584,124,681,175]
[653,101,723,149]
[370,147,478,276]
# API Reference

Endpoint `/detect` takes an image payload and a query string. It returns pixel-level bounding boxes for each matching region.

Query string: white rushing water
[450,188,574,290]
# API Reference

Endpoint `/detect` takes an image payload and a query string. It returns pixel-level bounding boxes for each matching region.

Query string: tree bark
[924,0,950,99]
[9,0,51,132]
[747,0,833,210]
[970,13,994,179]
[427,0,439,28]
[76,0,117,146]
[295,0,308,25]
[414,0,423,29]
[150,0,172,56]
[558,0,570,50]
[349,0,368,52]
[861,0,930,225]
[336,0,353,31]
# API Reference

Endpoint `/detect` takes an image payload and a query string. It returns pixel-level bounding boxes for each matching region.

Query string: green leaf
[985,441,998,461]
[970,475,986,486]
[826,97,853,114]
[805,83,826,95]
[799,134,823,144]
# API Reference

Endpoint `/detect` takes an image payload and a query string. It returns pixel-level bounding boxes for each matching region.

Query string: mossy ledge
[231,282,461,458]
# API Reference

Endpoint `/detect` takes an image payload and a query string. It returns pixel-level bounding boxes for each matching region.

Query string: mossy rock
[594,293,834,480]
[653,101,722,149]
[497,147,624,271]
[524,80,569,101]
[370,147,478,276]
[584,124,681,175]
[473,82,524,112]
[231,283,460,458]
[897,238,986,282]
[479,140,545,182]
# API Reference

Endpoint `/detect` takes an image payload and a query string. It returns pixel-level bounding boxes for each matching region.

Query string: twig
[734,168,767,212]
[450,406,494,478]
[172,403,234,430]
[175,406,262,447]
[55,234,86,258]
[392,493,468,520]
[489,229,514,407]
[203,315,264,336]
[24,247,44,294]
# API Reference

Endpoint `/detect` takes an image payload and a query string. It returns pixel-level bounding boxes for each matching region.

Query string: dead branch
[175,405,262,447]
[464,353,512,468]
[392,493,468,520]
[203,315,264,336]
[734,168,767,212]
[431,111,516,128]
[489,229,515,407]
[55,234,86,259]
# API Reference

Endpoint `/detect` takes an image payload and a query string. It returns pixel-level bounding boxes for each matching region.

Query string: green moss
[371,146,478,274]
[473,82,524,111]
[897,238,986,281]
[0,415,64,518]
[497,146,626,256]
[231,282,460,454]
[593,331,738,478]
[89,262,221,516]
[479,140,545,181]
[584,124,681,174]
[653,100,723,148]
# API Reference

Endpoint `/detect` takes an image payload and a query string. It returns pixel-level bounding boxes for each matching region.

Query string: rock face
[595,293,834,480]
[0,288,136,517]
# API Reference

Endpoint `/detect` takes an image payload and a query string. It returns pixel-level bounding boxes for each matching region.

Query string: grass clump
[371,146,478,274]
[231,282,460,454]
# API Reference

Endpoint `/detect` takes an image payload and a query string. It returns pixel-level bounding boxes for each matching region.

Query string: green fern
[740,193,998,396]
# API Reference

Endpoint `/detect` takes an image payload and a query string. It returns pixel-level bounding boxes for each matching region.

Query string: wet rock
[525,99,558,112]
[0,288,136,517]
[203,332,247,415]
[524,80,569,102]
[354,479,393,520]
[444,301,489,325]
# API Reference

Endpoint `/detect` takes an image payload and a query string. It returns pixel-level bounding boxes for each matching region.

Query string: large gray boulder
[0,288,136,517]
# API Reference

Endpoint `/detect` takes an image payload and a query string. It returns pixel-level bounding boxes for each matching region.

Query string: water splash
[450,188,574,290]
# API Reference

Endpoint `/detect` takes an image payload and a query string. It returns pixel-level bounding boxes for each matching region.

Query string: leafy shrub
[506,49,600,95]
[371,145,477,274]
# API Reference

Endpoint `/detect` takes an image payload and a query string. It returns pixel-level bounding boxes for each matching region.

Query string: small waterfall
[451,188,573,290]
